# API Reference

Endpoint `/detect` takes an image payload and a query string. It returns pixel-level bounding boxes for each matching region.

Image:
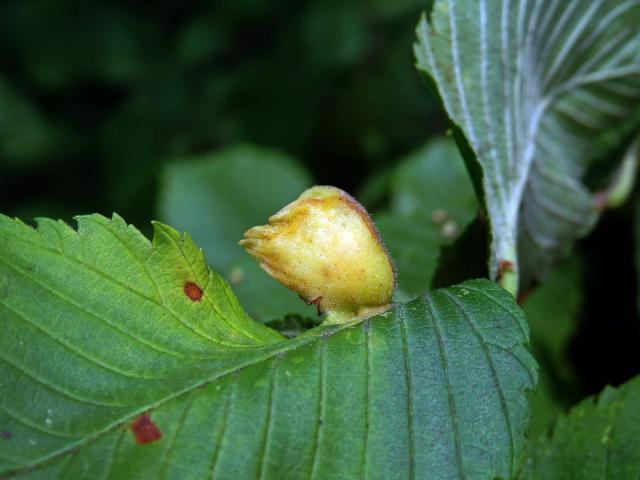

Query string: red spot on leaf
[184,282,203,301]
[131,413,162,445]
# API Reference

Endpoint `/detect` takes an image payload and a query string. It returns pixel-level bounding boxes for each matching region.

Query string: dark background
[0,0,638,398]
[0,0,439,227]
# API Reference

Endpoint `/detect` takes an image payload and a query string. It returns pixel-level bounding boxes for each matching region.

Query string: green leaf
[415,0,640,286]
[158,144,317,322]
[0,214,537,479]
[522,375,640,479]
[522,257,583,436]
[390,138,477,228]
[375,138,478,297]
[524,257,582,384]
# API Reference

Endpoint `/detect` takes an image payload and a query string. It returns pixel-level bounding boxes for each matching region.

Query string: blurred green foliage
[372,138,477,299]
[0,0,441,229]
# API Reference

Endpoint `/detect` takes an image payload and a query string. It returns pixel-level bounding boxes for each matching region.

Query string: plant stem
[499,267,518,298]
[497,241,518,297]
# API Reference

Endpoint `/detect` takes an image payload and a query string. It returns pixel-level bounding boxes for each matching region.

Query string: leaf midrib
[5,320,358,477]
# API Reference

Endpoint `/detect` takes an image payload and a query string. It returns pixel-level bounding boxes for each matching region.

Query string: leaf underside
[522,375,640,480]
[0,214,536,479]
[415,0,640,284]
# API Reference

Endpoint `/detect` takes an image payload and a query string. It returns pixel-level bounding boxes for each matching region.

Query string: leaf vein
[397,305,416,480]
[0,353,120,408]
[454,285,528,341]
[209,380,234,480]
[257,358,279,480]
[0,300,167,381]
[0,254,195,358]
[101,427,126,480]
[360,320,371,480]
[157,394,198,480]
[309,339,326,480]
[423,295,465,479]
[442,290,516,479]
[0,403,75,439]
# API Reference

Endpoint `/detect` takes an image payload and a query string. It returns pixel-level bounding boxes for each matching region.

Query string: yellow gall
[239,186,396,322]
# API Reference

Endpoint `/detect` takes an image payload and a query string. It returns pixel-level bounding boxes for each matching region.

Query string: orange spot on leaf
[131,413,162,445]
[184,282,203,302]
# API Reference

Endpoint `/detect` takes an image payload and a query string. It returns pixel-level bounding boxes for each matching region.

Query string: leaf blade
[0,214,536,479]
[522,375,640,480]
[415,0,640,285]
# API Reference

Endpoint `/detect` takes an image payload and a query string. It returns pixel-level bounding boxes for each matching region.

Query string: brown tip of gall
[131,413,162,445]
[183,281,203,301]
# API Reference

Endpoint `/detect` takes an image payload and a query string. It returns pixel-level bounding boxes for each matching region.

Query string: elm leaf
[0,213,536,479]
[415,0,640,287]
